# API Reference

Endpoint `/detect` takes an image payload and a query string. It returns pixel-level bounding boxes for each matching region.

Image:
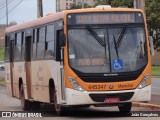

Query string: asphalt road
[152,78,160,95]
[150,78,160,105]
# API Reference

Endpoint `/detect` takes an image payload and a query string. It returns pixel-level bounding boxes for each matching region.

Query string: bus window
[45,24,55,58]
[21,32,25,60]
[37,27,45,58]
[5,35,10,61]
[32,29,37,59]
[14,33,22,60]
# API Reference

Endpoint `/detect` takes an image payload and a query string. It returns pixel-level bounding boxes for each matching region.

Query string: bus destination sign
[67,12,143,25]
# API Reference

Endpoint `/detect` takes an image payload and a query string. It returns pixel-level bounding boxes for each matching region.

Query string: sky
[0,0,56,24]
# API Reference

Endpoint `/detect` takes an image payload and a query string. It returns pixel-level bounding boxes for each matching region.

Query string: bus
[5,6,153,115]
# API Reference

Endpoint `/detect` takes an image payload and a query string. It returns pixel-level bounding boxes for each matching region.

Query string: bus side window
[5,35,10,61]
[14,32,22,61]
[37,27,45,59]
[21,32,25,60]
[32,29,37,59]
[45,24,55,59]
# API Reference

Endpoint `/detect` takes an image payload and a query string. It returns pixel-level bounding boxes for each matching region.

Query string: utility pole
[37,0,43,18]
[6,0,8,26]
[134,0,145,13]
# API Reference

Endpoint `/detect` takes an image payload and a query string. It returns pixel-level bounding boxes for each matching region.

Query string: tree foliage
[146,0,160,48]
[95,0,133,8]
[70,3,92,9]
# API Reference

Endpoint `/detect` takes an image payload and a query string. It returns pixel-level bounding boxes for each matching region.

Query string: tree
[70,4,81,9]
[94,0,133,8]
[146,0,160,49]
[94,0,111,6]
[70,3,92,9]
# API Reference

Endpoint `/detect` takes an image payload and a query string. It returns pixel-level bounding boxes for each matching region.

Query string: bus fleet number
[88,84,107,90]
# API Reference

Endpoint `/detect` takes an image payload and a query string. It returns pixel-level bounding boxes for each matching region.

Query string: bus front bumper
[64,85,151,106]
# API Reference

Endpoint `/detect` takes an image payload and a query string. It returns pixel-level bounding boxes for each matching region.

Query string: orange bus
[5,6,153,115]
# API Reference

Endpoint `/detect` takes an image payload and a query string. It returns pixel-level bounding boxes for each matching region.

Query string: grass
[0,78,5,86]
[152,66,160,76]
[0,48,4,61]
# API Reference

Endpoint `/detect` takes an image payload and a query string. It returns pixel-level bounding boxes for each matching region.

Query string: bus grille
[89,92,134,102]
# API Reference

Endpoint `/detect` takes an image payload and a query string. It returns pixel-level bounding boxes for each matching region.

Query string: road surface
[150,78,160,105]
[152,78,160,95]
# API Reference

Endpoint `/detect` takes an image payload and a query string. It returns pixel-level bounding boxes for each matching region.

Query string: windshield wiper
[113,26,127,60]
[86,26,106,47]
[113,34,119,60]
[116,26,127,48]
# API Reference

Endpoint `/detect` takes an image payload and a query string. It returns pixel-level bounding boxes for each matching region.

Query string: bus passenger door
[25,36,32,99]
[10,40,15,96]
[55,20,66,103]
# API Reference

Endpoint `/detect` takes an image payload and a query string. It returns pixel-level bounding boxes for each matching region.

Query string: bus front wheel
[53,91,67,115]
[118,102,132,113]
[20,84,31,110]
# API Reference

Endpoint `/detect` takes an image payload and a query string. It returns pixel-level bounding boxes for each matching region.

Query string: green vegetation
[0,78,5,86]
[146,0,160,49]
[95,0,133,8]
[0,48,4,61]
[70,3,92,9]
[152,66,160,76]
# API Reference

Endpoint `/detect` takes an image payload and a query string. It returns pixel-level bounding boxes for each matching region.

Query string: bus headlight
[68,76,85,92]
[137,73,150,89]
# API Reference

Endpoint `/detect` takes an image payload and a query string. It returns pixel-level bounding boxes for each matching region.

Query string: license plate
[104,98,120,103]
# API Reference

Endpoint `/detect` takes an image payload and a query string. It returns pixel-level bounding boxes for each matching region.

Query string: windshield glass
[68,26,147,73]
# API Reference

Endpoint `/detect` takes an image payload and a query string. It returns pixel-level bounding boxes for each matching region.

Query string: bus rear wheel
[20,84,31,110]
[118,102,132,113]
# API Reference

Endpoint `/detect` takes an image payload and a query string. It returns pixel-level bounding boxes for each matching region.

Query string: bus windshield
[68,26,147,73]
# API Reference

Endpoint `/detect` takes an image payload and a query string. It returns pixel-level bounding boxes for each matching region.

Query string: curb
[133,102,160,109]
[152,76,160,78]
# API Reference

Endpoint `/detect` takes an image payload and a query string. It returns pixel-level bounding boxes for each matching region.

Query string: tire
[20,84,31,110]
[118,102,132,113]
[53,91,67,116]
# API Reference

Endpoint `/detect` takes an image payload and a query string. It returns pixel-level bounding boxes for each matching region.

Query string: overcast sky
[0,0,56,24]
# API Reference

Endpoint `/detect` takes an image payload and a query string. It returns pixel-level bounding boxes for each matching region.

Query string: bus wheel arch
[19,78,23,92]
[18,78,23,99]
[49,79,55,103]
